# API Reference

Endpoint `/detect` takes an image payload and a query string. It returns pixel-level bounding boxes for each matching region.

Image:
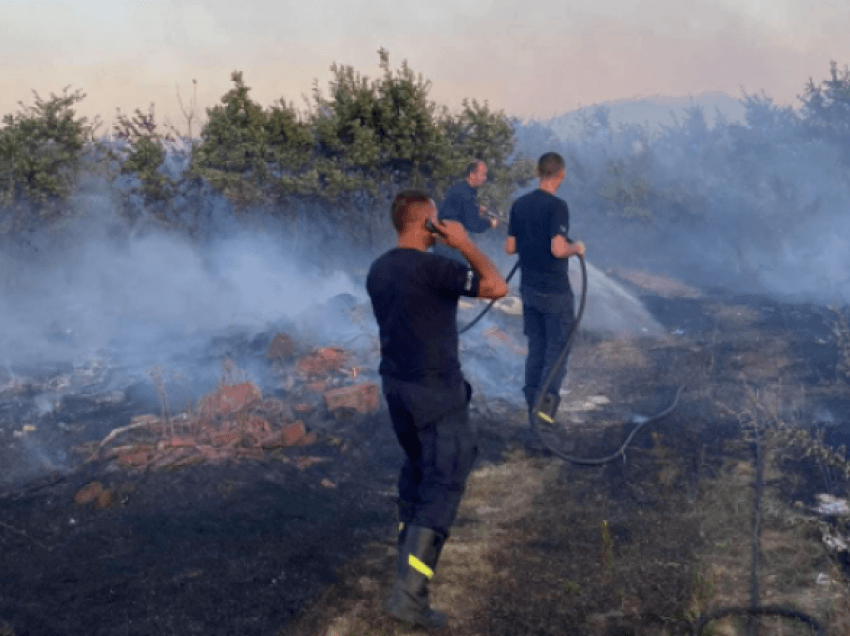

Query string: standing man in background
[367,189,508,629]
[433,160,499,264]
[504,152,586,426]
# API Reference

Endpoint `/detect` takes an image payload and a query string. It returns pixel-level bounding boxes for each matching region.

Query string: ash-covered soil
[1,280,849,636]
[0,403,512,636]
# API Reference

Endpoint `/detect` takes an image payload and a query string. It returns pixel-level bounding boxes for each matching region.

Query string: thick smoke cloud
[514,103,850,307]
[0,204,359,386]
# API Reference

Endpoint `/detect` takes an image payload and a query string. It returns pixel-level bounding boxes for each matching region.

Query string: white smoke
[0,221,360,375]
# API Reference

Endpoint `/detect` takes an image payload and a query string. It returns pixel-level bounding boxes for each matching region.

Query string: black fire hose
[458,261,520,334]
[693,425,824,636]
[527,254,684,465]
[459,252,825,632]
[457,253,826,632]
[460,251,684,466]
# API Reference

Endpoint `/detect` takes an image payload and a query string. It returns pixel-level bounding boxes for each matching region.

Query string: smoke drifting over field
[3,88,850,491]
[0,209,359,379]
[516,101,850,307]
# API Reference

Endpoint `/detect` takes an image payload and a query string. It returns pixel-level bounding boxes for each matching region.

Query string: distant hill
[545,91,747,140]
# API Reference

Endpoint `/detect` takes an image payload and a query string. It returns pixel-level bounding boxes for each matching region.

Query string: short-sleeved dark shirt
[508,189,571,293]
[433,180,490,263]
[439,181,490,233]
[367,248,480,384]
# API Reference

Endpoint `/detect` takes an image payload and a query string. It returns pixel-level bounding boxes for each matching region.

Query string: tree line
[2,55,850,269]
[0,50,533,248]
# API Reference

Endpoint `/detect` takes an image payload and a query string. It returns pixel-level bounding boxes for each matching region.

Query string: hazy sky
[2,0,848,133]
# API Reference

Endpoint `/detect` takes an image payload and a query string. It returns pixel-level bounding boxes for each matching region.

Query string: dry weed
[829,305,850,384]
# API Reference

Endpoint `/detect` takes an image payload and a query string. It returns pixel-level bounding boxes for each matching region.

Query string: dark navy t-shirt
[366,248,480,383]
[439,181,490,233]
[508,189,571,293]
[433,181,490,263]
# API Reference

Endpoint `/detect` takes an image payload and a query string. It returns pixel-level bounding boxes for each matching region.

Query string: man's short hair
[538,152,565,179]
[391,189,433,232]
[465,160,483,177]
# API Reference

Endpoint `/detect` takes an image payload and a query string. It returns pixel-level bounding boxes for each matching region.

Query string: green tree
[191,71,271,207]
[0,87,97,233]
[307,49,456,243]
[800,61,850,130]
[438,99,534,217]
[111,104,175,207]
[192,71,314,212]
[310,51,532,234]
[190,52,532,248]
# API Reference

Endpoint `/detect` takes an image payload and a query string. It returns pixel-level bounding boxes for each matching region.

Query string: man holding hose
[505,152,586,425]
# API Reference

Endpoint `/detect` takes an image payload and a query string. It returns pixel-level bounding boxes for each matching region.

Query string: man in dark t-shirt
[367,189,507,629]
[505,152,586,424]
[432,160,499,263]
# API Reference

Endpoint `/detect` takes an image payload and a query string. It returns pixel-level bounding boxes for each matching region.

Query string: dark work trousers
[382,376,477,538]
[521,285,576,413]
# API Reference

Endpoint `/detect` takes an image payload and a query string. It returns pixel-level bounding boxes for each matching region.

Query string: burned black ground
[2,286,849,636]
[0,399,510,636]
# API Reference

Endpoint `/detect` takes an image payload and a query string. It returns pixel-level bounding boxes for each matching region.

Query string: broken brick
[169,454,205,469]
[323,382,381,415]
[296,347,349,376]
[198,382,262,417]
[242,416,273,445]
[75,482,104,505]
[94,489,115,510]
[196,445,231,463]
[293,403,313,413]
[266,333,296,360]
[116,447,153,468]
[106,444,141,459]
[275,420,310,447]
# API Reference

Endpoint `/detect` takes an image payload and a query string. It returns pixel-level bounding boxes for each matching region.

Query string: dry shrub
[830,305,850,384]
[691,435,850,635]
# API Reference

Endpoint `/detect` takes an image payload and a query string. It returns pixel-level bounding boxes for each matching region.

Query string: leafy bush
[0,88,97,234]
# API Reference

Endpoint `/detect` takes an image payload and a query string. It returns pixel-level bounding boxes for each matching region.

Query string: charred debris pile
[0,292,529,496]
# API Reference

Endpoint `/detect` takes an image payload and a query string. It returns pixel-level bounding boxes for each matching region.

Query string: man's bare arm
[455,239,508,299]
[551,235,586,258]
[504,235,516,255]
[437,220,507,299]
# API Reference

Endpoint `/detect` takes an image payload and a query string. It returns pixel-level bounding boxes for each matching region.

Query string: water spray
[427,216,684,461]
[456,247,822,633]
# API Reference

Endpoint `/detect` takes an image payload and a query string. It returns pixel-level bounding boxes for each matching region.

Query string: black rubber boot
[384,525,448,630]
[396,500,415,578]
[395,521,408,579]
[534,392,561,426]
